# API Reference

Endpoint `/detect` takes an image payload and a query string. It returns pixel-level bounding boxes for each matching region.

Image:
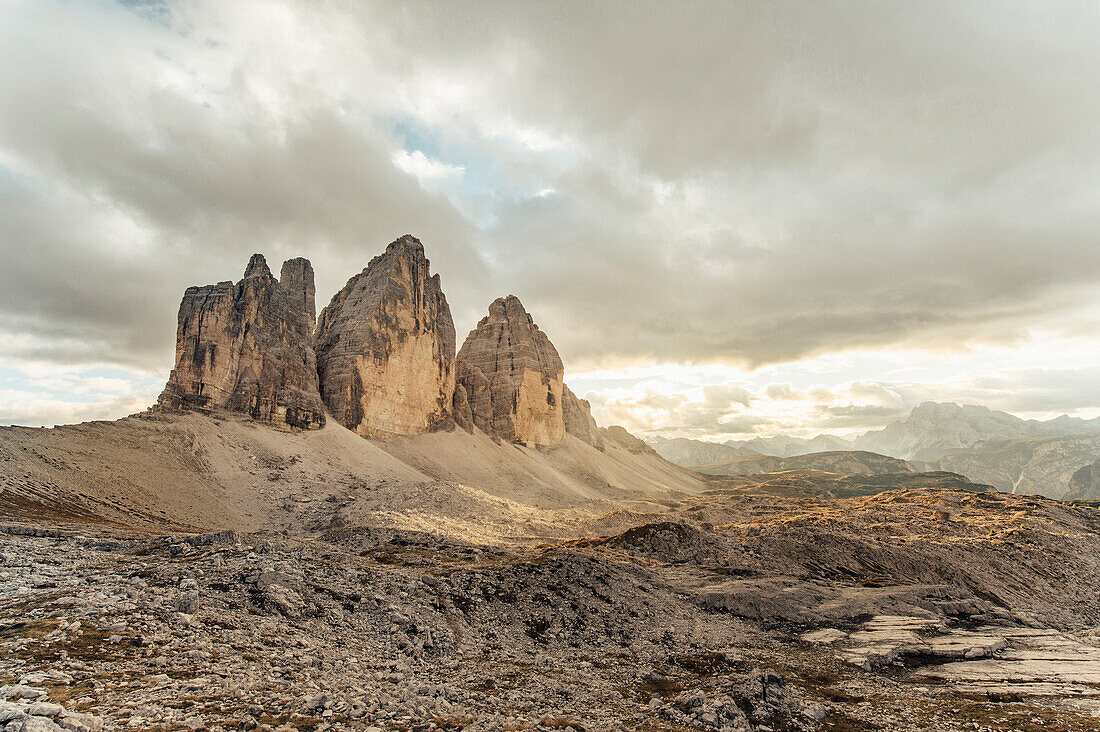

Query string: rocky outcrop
[279,257,317,326]
[453,296,565,447]
[1065,459,1100,500]
[152,235,639,449]
[314,235,456,437]
[157,254,325,430]
[602,425,658,455]
[562,385,605,449]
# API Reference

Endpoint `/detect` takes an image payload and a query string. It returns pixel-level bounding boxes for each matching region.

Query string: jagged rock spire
[157,254,324,430]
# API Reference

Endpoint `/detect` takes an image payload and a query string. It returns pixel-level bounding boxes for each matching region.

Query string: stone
[23,705,61,719]
[261,583,303,618]
[157,254,324,430]
[800,628,846,644]
[0,687,45,701]
[175,591,199,614]
[453,295,565,447]
[58,712,102,732]
[16,718,63,732]
[18,672,70,687]
[315,236,456,437]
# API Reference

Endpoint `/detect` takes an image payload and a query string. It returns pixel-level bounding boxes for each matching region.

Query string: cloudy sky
[3,0,1100,439]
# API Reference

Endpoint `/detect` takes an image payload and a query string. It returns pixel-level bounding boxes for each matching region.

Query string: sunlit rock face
[158,254,325,430]
[454,295,566,447]
[314,235,456,437]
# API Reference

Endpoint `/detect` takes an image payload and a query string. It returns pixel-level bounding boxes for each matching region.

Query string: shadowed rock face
[1066,458,1100,500]
[314,235,456,437]
[562,385,605,449]
[454,295,565,447]
[279,257,316,326]
[157,254,324,430]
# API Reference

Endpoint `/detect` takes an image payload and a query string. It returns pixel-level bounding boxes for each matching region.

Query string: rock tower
[314,235,457,437]
[157,254,325,429]
[453,295,566,447]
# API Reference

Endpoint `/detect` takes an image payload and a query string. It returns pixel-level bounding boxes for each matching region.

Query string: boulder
[453,296,565,447]
[314,235,456,437]
[157,254,324,430]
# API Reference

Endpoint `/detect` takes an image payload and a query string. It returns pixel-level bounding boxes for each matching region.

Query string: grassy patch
[0,618,54,641]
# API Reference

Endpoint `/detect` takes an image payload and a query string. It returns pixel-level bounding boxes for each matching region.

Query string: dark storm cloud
[2,0,1100,388]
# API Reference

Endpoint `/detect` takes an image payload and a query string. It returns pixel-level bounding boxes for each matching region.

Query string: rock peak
[315,236,456,437]
[485,295,537,328]
[244,253,271,278]
[279,258,317,326]
[454,297,564,447]
[158,253,324,430]
[386,234,425,257]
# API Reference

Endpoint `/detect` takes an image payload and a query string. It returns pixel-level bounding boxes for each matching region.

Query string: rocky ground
[4,484,1100,731]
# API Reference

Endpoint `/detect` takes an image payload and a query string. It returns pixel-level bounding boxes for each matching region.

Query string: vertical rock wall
[562,385,605,449]
[314,235,456,437]
[157,254,325,429]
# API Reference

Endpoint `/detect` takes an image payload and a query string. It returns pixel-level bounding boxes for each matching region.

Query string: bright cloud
[391,149,465,185]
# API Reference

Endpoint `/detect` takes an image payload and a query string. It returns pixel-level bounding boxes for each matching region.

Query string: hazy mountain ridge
[854,402,1100,461]
[922,433,1100,499]
[738,433,855,457]
[647,433,855,466]
[647,401,1100,497]
[692,450,916,477]
[647,436,763,466]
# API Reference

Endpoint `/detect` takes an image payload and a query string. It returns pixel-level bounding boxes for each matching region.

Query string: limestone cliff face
[279,257,317,326]
[562,385,605,449]
[454,296,566,447]
[314,235,456,437]
[158,254,325,429]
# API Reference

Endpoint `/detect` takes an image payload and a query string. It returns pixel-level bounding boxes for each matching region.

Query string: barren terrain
[4,413,1100,731]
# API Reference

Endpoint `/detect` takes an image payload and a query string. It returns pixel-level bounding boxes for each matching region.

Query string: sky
[2,0,1100,440]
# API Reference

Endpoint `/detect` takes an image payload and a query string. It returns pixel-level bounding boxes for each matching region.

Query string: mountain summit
[157,254,325,430]
[453,295,566,447]
[314,235,457,437]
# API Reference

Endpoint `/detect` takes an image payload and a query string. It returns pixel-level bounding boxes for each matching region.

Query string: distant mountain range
[645,436,762,466]
[647,402,1100,498]
[647,433,854,465]
[853,402,1100,461]
[693,450,916,477]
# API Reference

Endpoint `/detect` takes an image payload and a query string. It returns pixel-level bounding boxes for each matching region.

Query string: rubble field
[5,485,1100,731]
